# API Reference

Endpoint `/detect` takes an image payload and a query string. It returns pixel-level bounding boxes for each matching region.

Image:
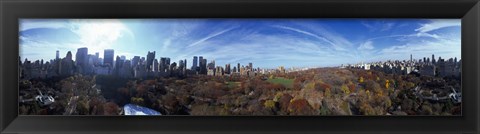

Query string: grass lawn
[266,77,294,89]
[226,82,241,89]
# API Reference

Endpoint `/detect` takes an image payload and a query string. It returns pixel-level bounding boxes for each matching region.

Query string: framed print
[1,0,479,134]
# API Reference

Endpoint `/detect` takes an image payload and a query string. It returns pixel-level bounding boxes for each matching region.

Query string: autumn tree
[288,99,316,115]
[103,102,119,115]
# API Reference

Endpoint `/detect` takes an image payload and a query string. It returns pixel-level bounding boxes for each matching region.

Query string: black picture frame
[1,0,479,134]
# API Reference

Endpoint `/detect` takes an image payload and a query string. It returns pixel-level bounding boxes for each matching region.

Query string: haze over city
[19,19,461,68]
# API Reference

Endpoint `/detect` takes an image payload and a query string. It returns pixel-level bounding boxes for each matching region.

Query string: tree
[324,88,332,98]
[136,84,148,97]
[103,102,119,115]
[288,99,315,115]
[385,80,390,89]
[341,84,350,94]
[365,80,382,94]
[278,94,293,112]
[131,97,145,106]
[359,101,375,115]
[264,100,276,109]
[348,82,356,93]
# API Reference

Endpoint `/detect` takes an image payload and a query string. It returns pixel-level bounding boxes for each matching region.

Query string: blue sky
[19,19,461,68]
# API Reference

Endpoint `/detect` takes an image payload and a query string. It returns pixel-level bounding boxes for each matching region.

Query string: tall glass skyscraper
[104,49,114,67]
[192,56,198,71]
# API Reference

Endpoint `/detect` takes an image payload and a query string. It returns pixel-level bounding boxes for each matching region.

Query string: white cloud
[377,37,460,61]
[181,33,356,68]
[187,27,234,47]
[66,19,135,57]
[19,19,68,31]
[20,19,136,60]
[358,41,375,50]
[381,23,395,31]
[273,25,351,51]
[415,19,461,33]
[361,21,395,32]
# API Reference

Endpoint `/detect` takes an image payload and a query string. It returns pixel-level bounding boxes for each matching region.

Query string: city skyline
[20,19,461,68]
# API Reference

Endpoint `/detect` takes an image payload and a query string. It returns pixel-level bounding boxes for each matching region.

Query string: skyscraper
[95,52,100,65]
[432,54,436,64]
[146,51,155,71]
[160,57,167,73]
[56,50,59,60]
[192,56,198,71]
[179,60,184,70]
[95,52,99,59]
[199,56,203,72]
[237,63,240,73]
[75,47,88,74]
[104,49,114,67]
[225,63,231,74]
[208,60,215,70]
[114,56,122,75]
[200,58,207,74]
[60,51,74,76]
[132,56,140,67]
[249,62,253,71]
[184,59,187,71]
[153,59,159,72]
[410,54,412,62]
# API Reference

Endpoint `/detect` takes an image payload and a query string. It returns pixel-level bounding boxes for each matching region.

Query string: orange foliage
[348,83,356,93]
[288,99,315,115]
[103,102,119,115]
[317,83,331,91]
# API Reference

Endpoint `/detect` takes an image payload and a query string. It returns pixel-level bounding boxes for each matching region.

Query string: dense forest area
[19,68,461,116]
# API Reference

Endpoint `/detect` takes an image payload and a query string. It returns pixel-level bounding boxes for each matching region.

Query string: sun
[68,19,135,58]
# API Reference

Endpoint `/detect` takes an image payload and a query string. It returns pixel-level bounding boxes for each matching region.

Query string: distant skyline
[19,19,461,68]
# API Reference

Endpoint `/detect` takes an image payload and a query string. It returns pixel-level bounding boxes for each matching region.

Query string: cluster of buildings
[344,54,461,78]
[198,57,260,77]
[20,47,289,80]
[20,48,190,79]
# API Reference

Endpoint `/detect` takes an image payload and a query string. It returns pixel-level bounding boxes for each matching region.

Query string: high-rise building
[237,63,240,73]
[249,62,253,71]
[199,56,203,72]
[208,60,215,70]
[75,47,88,74]
[114,56,122,74]
[432,54,436,64]
[59,51,74,76]
[225,64,231,74]
[104,49,114,67]
[192,56,198,71]
[169,62,177,76]
[183,59,187,76]
[95,52,99,59]
[56,50,60,60]
[132,56,140,67]
[146,51,155,71]
[159,57,171,74]
[153,59,159,72]
[179,60,184,70]
[410,54,412,62]
[94,52,100,65]
[200,58,207,74]
[160,57,167,73]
